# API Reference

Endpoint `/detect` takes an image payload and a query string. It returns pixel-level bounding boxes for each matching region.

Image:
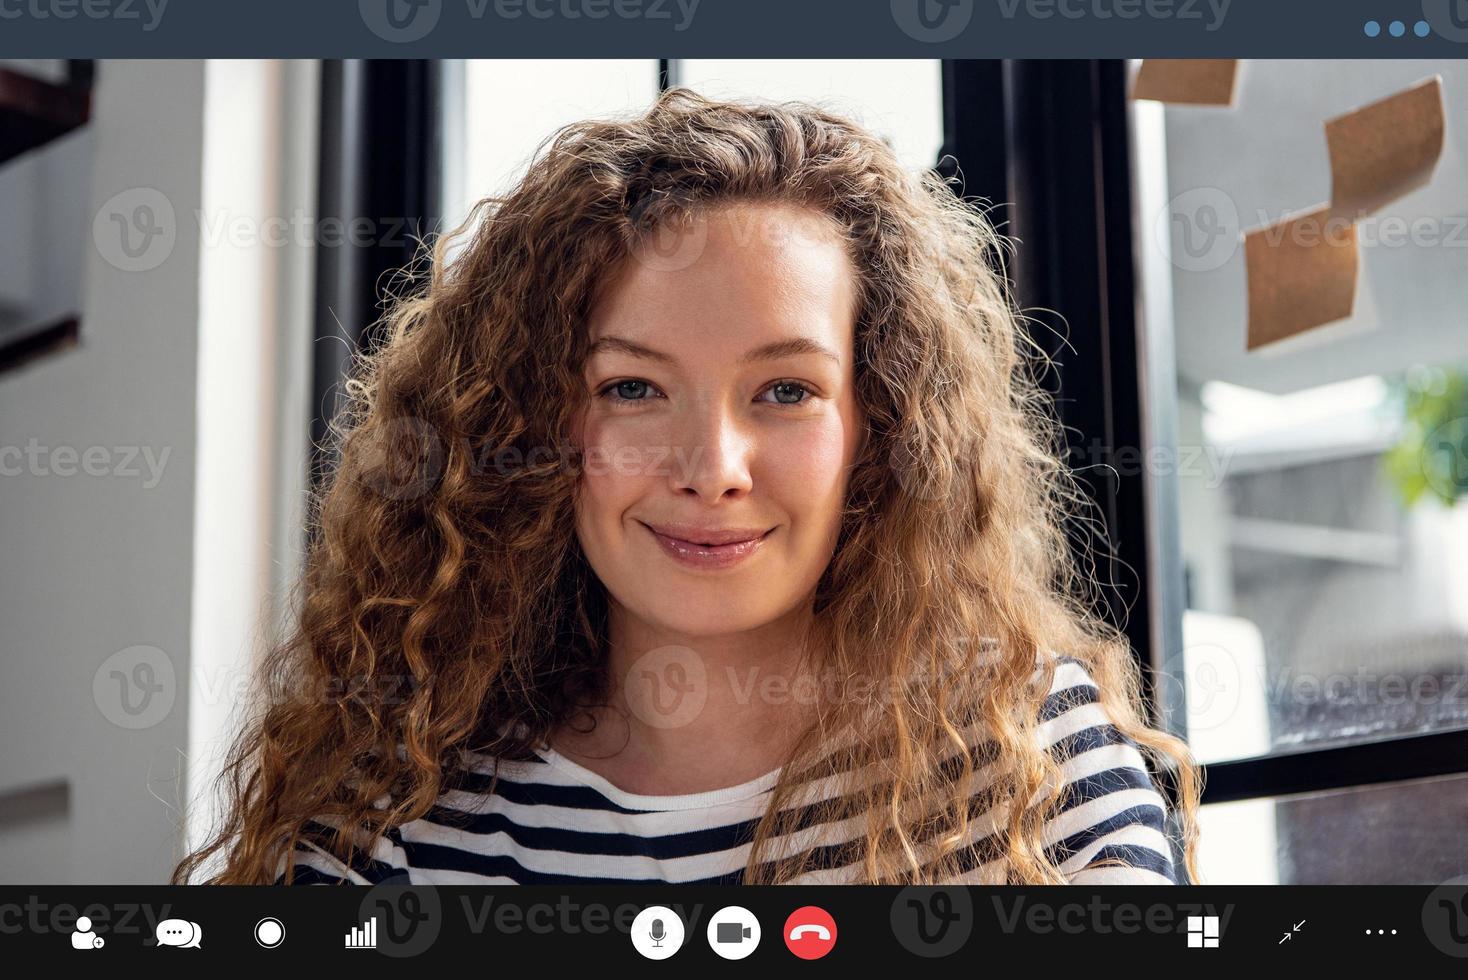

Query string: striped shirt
[286,657,1180,885]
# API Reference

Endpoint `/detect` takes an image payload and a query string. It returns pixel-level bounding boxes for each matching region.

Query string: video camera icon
[707,906,761,960]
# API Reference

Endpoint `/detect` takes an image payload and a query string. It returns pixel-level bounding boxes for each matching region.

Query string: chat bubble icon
[156,919,202,948]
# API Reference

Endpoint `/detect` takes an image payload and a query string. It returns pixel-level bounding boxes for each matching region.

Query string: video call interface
[1,0,1467,967]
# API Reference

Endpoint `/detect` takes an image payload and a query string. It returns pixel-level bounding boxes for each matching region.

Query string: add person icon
[71,916,104,950]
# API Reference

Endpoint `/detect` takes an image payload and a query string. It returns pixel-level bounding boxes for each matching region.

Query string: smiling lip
[640,522,775,569]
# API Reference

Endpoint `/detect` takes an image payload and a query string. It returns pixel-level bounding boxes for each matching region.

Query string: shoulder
[275,803,416,885]
[1031,653,1182,885]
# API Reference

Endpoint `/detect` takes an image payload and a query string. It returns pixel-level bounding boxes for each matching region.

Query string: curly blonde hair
[176,86,1200,885]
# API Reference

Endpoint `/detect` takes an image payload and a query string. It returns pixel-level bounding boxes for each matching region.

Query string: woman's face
[574,201,865,639]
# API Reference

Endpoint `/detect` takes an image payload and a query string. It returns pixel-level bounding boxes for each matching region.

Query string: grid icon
[1187,915,1220,948]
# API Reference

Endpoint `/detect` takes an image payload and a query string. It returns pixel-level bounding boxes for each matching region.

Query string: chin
[633,588,783,639]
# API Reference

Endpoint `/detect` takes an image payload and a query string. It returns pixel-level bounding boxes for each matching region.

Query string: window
[1134,59,1468,883]
[446,59,661,232]
[677,59,942,175]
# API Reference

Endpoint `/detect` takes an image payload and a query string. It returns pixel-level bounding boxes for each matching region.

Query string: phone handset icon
[789,923,831,942]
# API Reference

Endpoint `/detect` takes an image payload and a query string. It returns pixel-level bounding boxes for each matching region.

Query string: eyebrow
[588,335,841,366]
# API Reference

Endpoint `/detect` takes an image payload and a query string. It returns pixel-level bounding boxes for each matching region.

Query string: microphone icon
[632,905,684,959]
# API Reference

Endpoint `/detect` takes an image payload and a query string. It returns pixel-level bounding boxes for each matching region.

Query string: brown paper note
[1245,205,1359,351]
[1325,75,1445,221]
[1132,60,1238,106]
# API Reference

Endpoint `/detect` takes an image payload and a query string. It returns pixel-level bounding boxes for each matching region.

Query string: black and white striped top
[286,657,1180,885]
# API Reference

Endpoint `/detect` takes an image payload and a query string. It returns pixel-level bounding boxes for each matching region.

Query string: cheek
[763,417,853,509]
[573,413,665,538]
[577,413,669,491]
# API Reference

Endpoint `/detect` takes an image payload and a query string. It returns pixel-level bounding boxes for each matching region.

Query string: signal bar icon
[345,916,378,949]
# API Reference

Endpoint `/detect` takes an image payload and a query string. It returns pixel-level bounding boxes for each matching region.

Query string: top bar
[0,0,1466,58]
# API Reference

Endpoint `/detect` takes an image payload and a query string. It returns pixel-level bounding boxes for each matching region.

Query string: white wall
[0,60,205,883]
[0,59,316,884]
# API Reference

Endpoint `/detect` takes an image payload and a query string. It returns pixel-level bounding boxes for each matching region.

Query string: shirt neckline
[530,744,783,812]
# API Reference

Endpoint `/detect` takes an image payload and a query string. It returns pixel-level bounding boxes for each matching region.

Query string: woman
[176,87,1200,886]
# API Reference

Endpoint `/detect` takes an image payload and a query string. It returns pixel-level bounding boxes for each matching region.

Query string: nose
[671,397,754,501]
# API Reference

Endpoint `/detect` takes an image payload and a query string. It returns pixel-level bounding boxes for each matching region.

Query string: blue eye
[760,381,811,406]
[598,379,813,407]
[601,380,661,403]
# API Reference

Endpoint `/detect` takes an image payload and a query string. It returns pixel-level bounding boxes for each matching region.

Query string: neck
[551,599,825,795]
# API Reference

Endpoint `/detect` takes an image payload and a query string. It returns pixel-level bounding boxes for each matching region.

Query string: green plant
[1384,366,1468,509]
